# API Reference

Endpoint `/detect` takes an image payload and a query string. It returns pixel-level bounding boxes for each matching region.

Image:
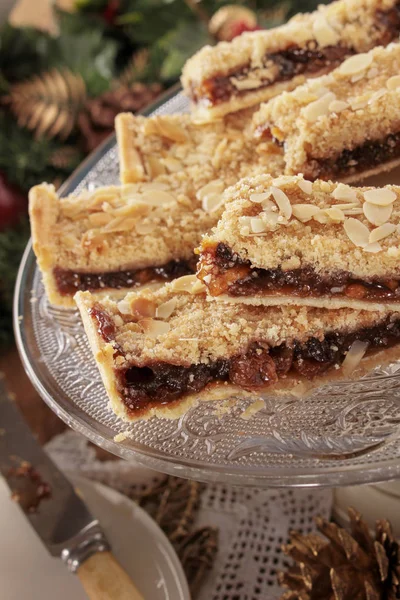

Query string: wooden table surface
[0,345,66,445]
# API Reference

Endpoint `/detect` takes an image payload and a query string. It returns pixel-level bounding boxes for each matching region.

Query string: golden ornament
[5,69,87,141]
[279,508,400,600]
[208,5,258,42]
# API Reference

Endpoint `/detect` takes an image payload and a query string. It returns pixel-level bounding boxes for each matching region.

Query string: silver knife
[0,382,144,600]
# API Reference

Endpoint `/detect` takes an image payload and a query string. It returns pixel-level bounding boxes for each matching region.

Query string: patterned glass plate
[14,87,400,488]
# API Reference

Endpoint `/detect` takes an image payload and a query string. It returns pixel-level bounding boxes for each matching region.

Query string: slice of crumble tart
[197,174,400,311]
[182,0,400,121]
[29,110,284,307]
[253,42,400,182]
[115,109,284,186]
[75,277,400,422]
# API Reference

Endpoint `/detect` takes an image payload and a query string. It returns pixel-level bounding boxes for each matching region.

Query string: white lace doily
[46,430,333,599]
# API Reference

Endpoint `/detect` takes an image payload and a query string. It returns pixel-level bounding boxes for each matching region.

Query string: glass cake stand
[13,87,400,488]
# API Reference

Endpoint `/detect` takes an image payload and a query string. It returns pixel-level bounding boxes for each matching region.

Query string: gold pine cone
[279,508,400,600]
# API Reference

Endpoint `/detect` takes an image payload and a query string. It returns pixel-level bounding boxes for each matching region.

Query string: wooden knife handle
[77,551,144,600]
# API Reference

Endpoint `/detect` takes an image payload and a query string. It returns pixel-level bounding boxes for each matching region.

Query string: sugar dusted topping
[75,286,394,368]
[200,174,400,279]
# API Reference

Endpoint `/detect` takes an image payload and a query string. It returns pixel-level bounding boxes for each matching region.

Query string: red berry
[229,20,262,40]
[102,0,120,25]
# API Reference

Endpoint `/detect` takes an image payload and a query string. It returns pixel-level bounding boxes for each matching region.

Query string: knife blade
[0,381,108,560]
[0,382,145,599]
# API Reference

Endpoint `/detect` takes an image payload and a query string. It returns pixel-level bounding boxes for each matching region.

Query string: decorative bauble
[279,508,400,600]
[0,172,27,232]
[208,5,259,42]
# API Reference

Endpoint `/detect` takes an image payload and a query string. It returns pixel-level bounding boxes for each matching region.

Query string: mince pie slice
[253,43,400,182]
[197,174,400,311]
[115,109,284,186]
[75,278,400,422]
[182,0,400,121]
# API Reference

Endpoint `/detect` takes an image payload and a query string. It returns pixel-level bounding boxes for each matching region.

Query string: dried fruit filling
[54,259,195,296]
[311,131,400,179]
[88,303,400,414]
[198,243,400,302]
[191,3,400,107]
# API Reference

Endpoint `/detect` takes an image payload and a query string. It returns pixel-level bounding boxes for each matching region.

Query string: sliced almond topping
[170,275,206,294]
[369,222,396,243]
[342,340,369,374]
[196,180,224,201]
[312,14,340,46]
[368,89,386,104]
[332,183,358,202]
[363,188,397,206]
[202,193,224,214]
[117,299,132,315]
[328,99,349,113]
[140,182,169,192]
[343,218,370,247]
[104,217,138,233]
[230,77,262,90]
[342,208,363,216]
[363,242,382,253]
[297,179,313,194]
[313,211,329,224]
[249,191,272,203]
[130,298,156,319]
[262,210,280,226]
[88,212,112,227]
[363,201,392,226]
[350,96,369,110]
[338,53,373,76]
[135,220,155,235]
[139,318,170,338]
[335,203,361,210]
[325,207,345,222]
[162,157,182,172]
[140,190,176,206]
[386,75,400,90]
[143,116,187,143]
[292,204,320,222]
[155,297,177,320]
[303,92,336,122]
[250,217,267,233]
[270,186,292,219]
[146,156,166,178]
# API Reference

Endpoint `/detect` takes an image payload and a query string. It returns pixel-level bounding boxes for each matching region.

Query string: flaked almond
[121,184,141,198]
[363,242,382,253]
[140,190,176,206]
[369,222,396,243]
[104,217,138,233]
[292,204,320,222]
[338,53,373,76]
[270,186,292,219]
[250,217,267,233]
[249,191,272,203]
[343,218,370,247]
[342,340,369,374]
[349,96,369,110]
[112,202,149,218]
[131,298,156,319]
[155,297,177,320]
[325,207,345,221]
[135,220,155,234]
[196,180,224,201]
[303,92,336,122]
[363,188,397,206]
[88,212,112,227]
[363,201,392,226]
[342,208,363,216]
[171,274,205,294]
[139,318,170,338]
[143,117,187,143]
[297,179,313,194]
[312,14,340,46]
[139,182,169,192]
[262,210,280,226]
[368,89,386,104]
[202,193,224,214]
[328,99,349,113]
[313,211,329,224]
[387,75,400,90]
[162,157,182,172]
[332,183,358,202]
[117,299,132,315]
[351,72,367,84]
[146,156,166,178]
[335,203,361,210]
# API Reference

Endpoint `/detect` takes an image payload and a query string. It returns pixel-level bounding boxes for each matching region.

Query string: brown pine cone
[78,82,163,153]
